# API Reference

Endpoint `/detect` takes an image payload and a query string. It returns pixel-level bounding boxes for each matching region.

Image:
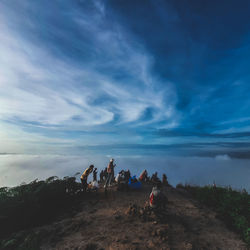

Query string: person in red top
[104,158,116,188]
[149,182,168,209]
[139,169,148,182]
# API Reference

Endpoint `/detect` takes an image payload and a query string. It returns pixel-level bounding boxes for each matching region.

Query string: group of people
[139,170,169,185]
[80,159,169,190]
[79,158,168,210]
[80,158,116,191]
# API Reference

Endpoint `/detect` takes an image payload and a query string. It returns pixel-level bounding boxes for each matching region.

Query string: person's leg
[104,173,110,188]
[108,173,113,186]
[81,178,87,191]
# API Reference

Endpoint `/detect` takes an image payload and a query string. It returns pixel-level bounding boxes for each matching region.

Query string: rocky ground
[34,184,248,250]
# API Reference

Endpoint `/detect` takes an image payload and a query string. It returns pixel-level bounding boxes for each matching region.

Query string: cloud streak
[0,0,178,135]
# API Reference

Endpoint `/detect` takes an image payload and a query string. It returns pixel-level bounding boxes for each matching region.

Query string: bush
[0,177,82,239]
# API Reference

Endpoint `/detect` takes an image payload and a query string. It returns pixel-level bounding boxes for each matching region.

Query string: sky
[0,0,250,187]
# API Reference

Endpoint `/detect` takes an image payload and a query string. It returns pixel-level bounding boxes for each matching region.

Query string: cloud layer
[1,154,250,192]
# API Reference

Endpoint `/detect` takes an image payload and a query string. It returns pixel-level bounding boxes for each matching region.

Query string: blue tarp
[128,176,142,189]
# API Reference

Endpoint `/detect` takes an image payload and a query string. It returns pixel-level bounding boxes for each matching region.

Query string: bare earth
[38,185,248,250]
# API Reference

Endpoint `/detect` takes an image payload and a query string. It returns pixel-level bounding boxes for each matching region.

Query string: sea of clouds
[0,153,249,192]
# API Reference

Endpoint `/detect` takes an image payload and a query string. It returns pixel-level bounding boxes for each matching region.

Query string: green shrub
[0,177,82,240]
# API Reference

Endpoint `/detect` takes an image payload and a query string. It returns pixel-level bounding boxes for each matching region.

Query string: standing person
[162,174,168,185]
[104,158,116,188]
[93,168,98,182]
[104,167,108,181]
[99,170,104,183]
[80,165,94,191]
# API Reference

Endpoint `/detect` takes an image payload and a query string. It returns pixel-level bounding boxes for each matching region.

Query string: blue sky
[1,0,250,158]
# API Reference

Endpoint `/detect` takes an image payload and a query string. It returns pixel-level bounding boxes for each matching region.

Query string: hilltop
[1,182,248,250]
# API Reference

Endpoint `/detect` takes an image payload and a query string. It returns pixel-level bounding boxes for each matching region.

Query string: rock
[114,215,122,220]
[184,242,192,250]
[148,240,155,248]
[84,242,99,250]
[121,239,129,244]
[89,209,97,214]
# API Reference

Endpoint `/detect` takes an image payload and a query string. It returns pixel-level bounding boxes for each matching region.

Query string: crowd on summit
[80,158,169,210]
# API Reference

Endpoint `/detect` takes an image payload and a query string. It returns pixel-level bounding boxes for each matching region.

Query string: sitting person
[151,171,160,184]
[116,170,129,191]
[162,174,168,185]
[149,182,168,209]
[139,169,148,182]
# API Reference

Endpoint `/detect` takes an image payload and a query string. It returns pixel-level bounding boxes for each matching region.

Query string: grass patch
[177,184,250,247]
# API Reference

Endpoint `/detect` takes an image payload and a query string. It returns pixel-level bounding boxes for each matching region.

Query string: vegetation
[177,184,250,247]
[0,176,82,249]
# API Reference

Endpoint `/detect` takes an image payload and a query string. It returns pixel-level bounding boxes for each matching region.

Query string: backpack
[150,189,161,207]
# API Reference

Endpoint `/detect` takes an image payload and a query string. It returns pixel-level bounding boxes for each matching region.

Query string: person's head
[110,158,114,162]
[153,181,162,190]
[89,165,94,169]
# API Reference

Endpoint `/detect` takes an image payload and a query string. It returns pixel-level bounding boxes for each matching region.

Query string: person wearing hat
[104,158,116,188]
[80,165,94,191]
[149,182,168,209]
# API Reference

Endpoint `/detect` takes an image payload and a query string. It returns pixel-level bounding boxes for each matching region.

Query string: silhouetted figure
[162,174,168,185]
[151,172,159,183]
[99,170,104,182]
[124,170,131,183]
[116,170,130,192]
[104,167,108,181]
[93,168,97,182]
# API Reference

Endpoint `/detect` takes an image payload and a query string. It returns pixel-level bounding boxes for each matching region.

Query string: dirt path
[40,185,248,250]
[166,187,247,250]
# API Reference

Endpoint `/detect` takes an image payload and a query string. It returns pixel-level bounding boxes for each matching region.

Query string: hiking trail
[38,185,247,250]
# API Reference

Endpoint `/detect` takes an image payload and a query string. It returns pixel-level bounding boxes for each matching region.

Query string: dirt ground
[38,184,248,250]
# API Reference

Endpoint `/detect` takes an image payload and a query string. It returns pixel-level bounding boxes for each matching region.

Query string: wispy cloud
[0,0,178,141]
[0,0,250,156]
